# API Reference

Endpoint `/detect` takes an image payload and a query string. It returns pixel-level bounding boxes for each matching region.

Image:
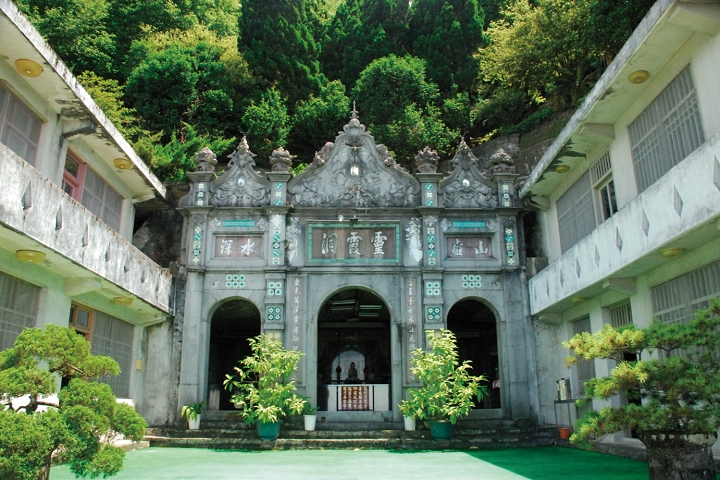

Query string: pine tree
[239,0,323,105]
[408,0,485,94]
[320,0,408,89]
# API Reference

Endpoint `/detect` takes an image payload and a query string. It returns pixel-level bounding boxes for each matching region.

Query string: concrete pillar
[178,271,205,409]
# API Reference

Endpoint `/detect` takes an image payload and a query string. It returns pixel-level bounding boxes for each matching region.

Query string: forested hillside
[16,0,654,178]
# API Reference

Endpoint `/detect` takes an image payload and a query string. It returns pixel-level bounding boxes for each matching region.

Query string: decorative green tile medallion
[425,281,441,296]
[426,306,442,322]
[267,306,283,322]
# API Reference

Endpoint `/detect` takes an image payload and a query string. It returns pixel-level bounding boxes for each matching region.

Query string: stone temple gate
[176,110,538,422]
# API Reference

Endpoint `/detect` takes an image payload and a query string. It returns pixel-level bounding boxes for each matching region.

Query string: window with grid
[557,171,596,253]
[0,272,40,350]
[0,83,42,165]
[628,67,704,192]
[91,311,134,398]
[652,261,720,325]
[610,303,633,328]
[591,152,618,222]
[82,167,123,231]
[651,261,720,358]
[572,317,597,389]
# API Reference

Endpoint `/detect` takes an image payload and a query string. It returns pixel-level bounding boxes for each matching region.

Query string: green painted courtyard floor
[48,446,708,480]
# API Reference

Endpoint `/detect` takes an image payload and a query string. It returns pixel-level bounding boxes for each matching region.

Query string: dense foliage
[0,325,147,480]
[399,329,487,424]
[563,300,720,448]
[16,0,654,178]
[223,334,307,425]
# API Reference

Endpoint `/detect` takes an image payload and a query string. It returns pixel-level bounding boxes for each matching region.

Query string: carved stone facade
[175,112,537,424]
[209,138,271,208]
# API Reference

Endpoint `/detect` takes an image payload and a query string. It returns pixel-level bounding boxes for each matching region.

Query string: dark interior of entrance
[447,299,501,409]
[316,289,391,411]
[209,299,261,410]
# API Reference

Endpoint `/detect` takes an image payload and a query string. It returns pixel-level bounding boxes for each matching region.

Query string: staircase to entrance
[145,411,559,450]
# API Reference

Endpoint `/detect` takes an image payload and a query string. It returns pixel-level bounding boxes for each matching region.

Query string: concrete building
[520,0,720,453]
[0,0,172,413]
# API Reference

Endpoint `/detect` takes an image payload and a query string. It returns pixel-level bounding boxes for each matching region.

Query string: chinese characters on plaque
[309,224,398,262]
[289,276,303,383]
[340,386,370,410]
[214,236,262,258]
[405,277,418,381]
[445,237,493,259]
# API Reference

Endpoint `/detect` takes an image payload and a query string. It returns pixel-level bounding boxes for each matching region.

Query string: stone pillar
[176,151,217,415]
[178,269,206,410]
[492,173,519,209]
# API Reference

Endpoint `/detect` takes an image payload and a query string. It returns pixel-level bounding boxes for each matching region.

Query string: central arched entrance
[447,299,502,409]
[208,299,261,410]
[316,288,391,412]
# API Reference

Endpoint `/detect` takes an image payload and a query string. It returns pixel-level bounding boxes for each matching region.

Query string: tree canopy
[16,0,655,182]
[0,325,147,480]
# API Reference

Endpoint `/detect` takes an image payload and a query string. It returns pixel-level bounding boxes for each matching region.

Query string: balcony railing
[0,143,171,315]
[529,131,720,314]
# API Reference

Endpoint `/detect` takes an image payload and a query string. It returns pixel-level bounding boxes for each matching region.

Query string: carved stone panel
[213,236,263,258]
[439,140,497,209]
[307,223,400,263]
[288,113,420,208]
[445,236,493,259]
[209,138,271,207]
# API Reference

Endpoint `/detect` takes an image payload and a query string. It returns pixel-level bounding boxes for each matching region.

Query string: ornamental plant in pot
[401,329,487,439]
[564,300,720,480]
[302,401,318,431]
[181,401,207,430]
[224,334,307,441]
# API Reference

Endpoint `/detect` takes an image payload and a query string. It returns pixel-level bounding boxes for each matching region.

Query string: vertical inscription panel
[405,277,419,382]
[288,276,304,384]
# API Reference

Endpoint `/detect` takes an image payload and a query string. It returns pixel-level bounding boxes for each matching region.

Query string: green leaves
[134,124,235,183]
[241,89,291,163]
[292,80,350,154]
[481,0,602,109]
[0,326,147,479]
[400,329,487,424]
[565,299,720,448]
[408,0,485,93]
[224,334,307,425]
[239,0,323,105]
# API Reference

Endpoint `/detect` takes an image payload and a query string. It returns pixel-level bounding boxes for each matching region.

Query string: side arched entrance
[207,298,261,410]
[447,299,502,409]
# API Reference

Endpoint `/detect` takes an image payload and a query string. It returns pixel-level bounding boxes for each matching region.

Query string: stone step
[146,425,554,440]
[145,425,559,450]
[145,433,557,451]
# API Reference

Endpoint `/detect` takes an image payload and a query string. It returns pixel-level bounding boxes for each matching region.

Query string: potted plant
[181,401,207,430]
[402,329,487,439]
[564,300,720,479]
[302,401,319,431]
[224,334,307,441]
[398,394,420,431]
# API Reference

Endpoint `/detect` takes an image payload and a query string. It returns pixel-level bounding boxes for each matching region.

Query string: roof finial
[351,101,358,119]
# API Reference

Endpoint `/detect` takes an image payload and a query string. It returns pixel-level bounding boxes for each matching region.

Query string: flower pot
[303,415,317,431]
[640,431,718,480]
[256,421,281,441]
[428,421,453,440]
[188,415,201,430]
[558,427,571,440]
[404,416,416,431]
